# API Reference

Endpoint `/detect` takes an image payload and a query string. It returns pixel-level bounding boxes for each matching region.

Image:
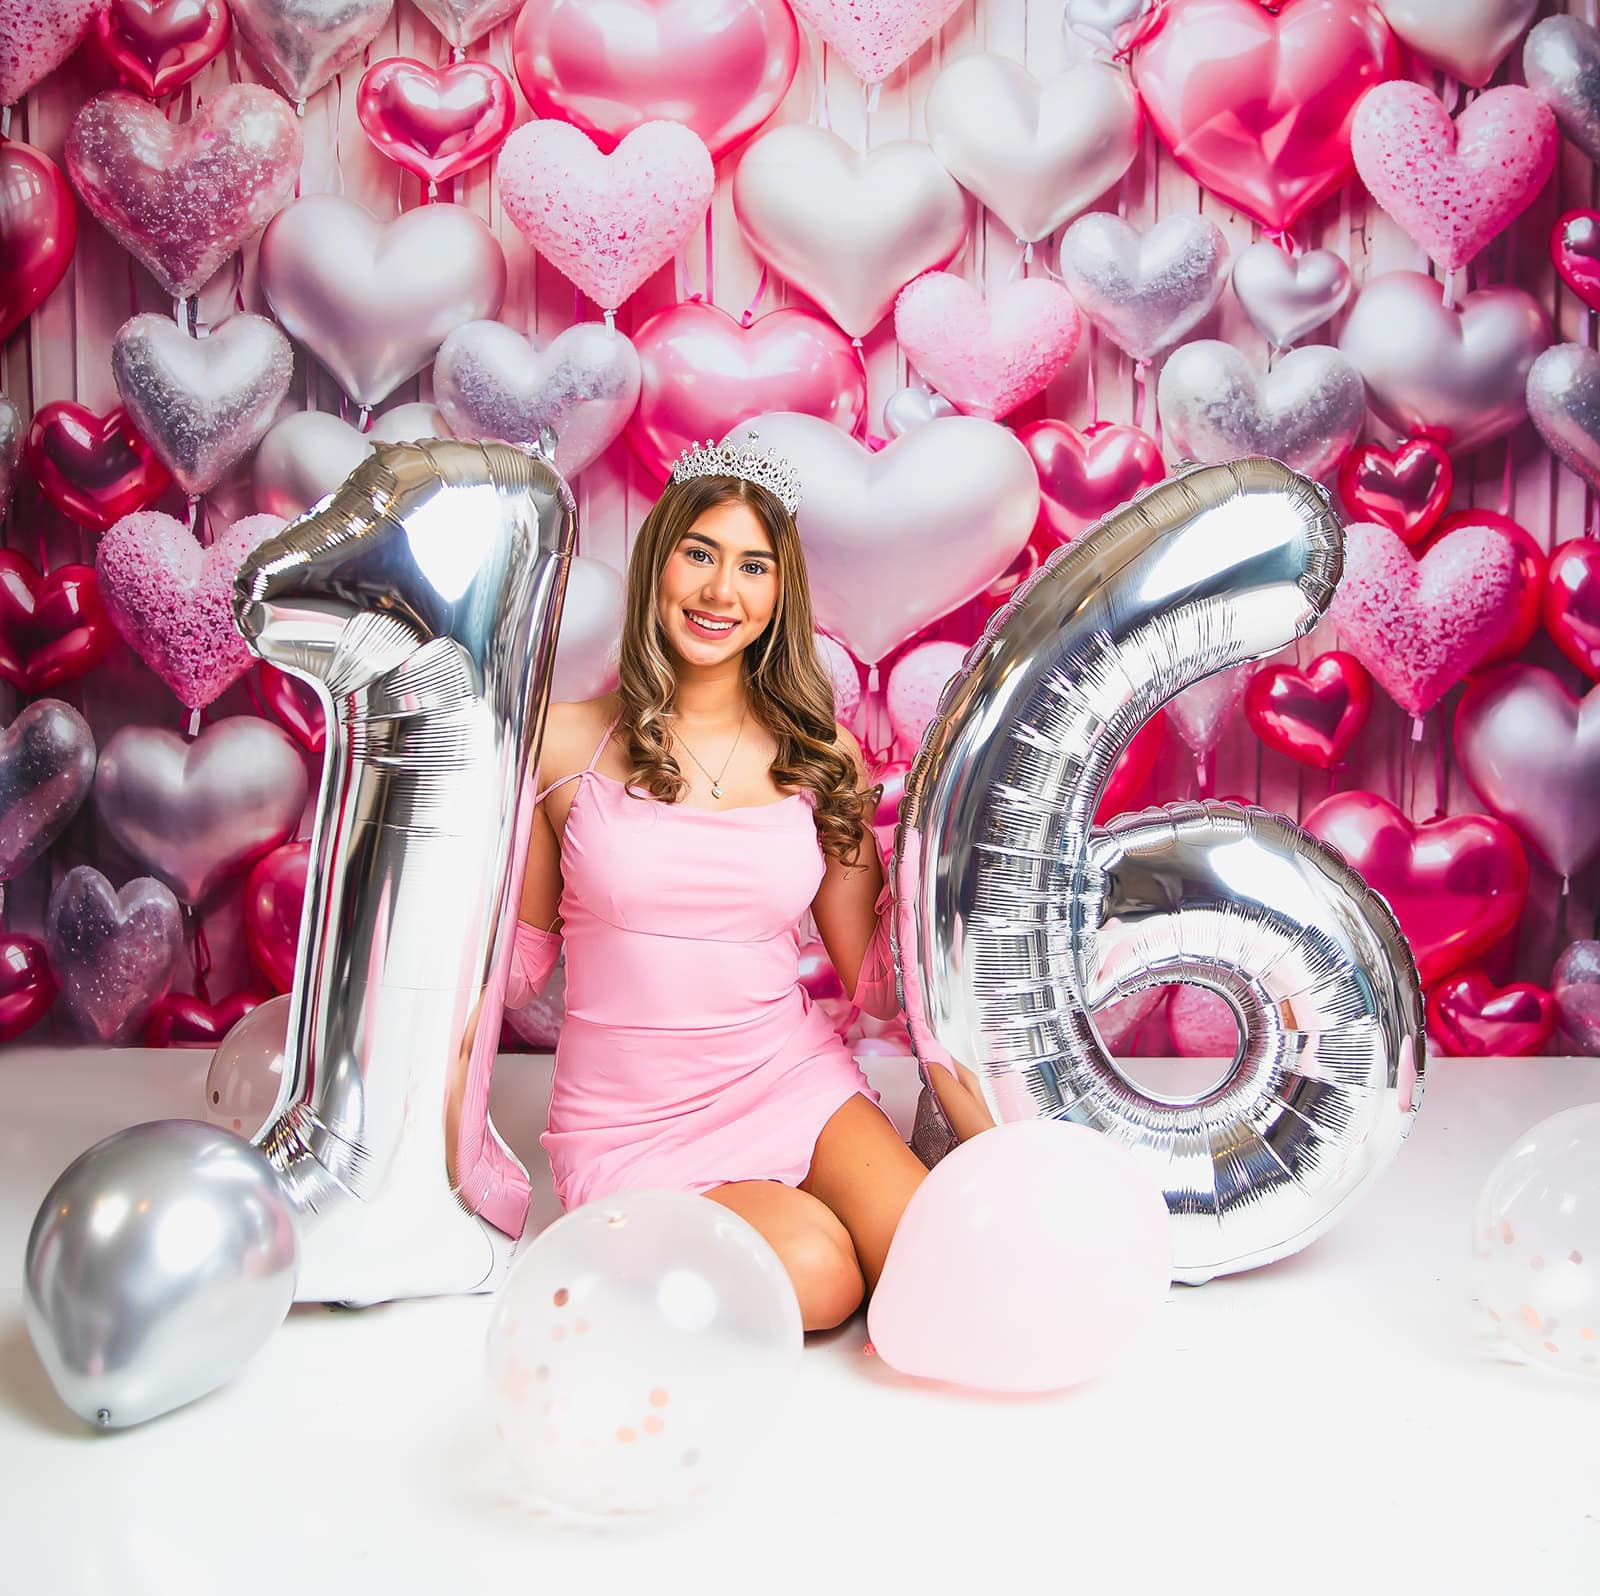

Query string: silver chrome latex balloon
[23,1121,298,1429]
[233,437,576,1306]
[1524,14,1600,163]
[894,458,1425,1282]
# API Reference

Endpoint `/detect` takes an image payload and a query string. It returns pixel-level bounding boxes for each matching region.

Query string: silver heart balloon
[411,0,520,46]
[1524,14,1600,162]
[1157,341,1366,482]
[44,865,184,1043]
[732,126,969,339]
[1553,940,1600,1055]
[231,0,394,105]
[1377,0,1536,88]
[252,404,451,520]
[1528,343,1600,491]
[23,1120,298,1429]
[0,699,96,880]
[1057,212,1229,362]
[723,413,1038,665]
[551,555,626,701]
[1231,242,1353,352]
[0,392,20,522]
[1338,270,1550,454]
[925,53,1141,244]
[94,718,309,905]
[434,320,641,478]
[259,194,506,407]
[883,385,957,437]
[111,312,294,496]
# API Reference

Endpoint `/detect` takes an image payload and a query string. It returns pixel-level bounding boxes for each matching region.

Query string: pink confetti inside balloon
[1351,82,1557,273]
[96,512,285,710]
[791,0,963,86]
[0,0,106,107]
[498,119,714,312]
[1329,521,1525,718]
[893,273,1081,422]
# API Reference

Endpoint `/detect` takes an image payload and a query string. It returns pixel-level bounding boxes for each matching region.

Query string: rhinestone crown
[668,431,802,516]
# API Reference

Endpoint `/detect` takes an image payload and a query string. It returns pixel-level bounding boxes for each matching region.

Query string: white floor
[2,1048,1597,1596]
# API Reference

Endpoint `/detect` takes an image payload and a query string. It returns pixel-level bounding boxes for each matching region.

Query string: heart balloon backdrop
[356,57,515,187]
[93,0,233,98]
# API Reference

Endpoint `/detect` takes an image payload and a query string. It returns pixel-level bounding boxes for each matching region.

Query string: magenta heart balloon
[355,56,516,187]
[628,301,867,481]
[0,0,104,104]
[65,85,302,299]
[0,699,97,881]
[1454,664,1600,879]
[44,865,184,1044]
[97,512,285,710]
[512,0,798,160]
[94,718,308,905]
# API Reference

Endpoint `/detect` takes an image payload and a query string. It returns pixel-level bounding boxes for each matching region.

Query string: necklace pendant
[711,783,723,799]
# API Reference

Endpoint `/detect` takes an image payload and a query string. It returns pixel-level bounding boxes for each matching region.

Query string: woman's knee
[782,1220,865,1331]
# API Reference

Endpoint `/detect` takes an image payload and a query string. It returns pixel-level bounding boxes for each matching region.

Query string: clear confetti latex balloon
[485,1190,802,1522]
[1471,1105,1600,1378]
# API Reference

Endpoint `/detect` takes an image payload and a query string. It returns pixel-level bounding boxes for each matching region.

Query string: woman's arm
[507,706,576,1007]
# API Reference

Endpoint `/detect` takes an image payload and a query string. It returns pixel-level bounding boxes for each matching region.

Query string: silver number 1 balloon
[896,457,1425,1283]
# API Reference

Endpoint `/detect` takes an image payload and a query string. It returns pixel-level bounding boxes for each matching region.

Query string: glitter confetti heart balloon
[1552,940,1600,1055]
[1421,509,1545,669]
[0,395,21,523]
[66,85,302,299]
[1336,437,1452,545]
[45,865,184,1043]
[1167,661,1256,757]
[230,0,392,105]
[251,404,450,520]
[1157,341,1366,482]
[1245,650,1372,769]
[0,699,97,880]
[1231,242,1352,351]
[0,139,77,341]
[111,313,293,496]
[1057,212,1228,363]
[1545,539,1600,682]
[1524,14,1600,164]
[1527,343,1600,491]
[433,320,640,478]
[1429,971,1555,1057]
[0,0,106,105]
[93,0,233,98]
[1019,419,1164,545]
[356,56,516,187]
[790,0,963,84]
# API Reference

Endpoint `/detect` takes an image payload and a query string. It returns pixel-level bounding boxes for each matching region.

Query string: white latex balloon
[551,556,625,702]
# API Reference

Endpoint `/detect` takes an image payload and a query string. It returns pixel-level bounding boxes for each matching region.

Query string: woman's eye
[743,563,769,577]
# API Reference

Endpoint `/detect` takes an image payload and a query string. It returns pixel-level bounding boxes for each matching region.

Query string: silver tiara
[668,431,802,515]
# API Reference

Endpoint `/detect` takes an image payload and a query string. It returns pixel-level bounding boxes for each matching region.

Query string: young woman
[506,439,929,1331]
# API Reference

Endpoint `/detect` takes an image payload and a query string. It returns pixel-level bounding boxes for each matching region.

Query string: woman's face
[656,500,779,667]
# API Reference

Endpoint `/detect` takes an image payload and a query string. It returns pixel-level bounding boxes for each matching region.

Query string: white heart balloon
[722,413,1038,665]
[732,126,969,339]
[925,53,1141,244]
[552,556,626,702]
[883,386,957,437]
[252,405,452,520]
[1377,0,1537,89]
[1231,242,1353,352]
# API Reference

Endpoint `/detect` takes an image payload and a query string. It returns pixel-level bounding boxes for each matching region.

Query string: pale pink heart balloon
[628,300,867,482]
[0,0,106,106]
[1352,82,1557,272]
[550,556,625,703]
[791,0,964,85]
[867,1120,1171,1392]
[96,511,285,710]
[886,640,964,757]
[815,632,861,731]
[893,272,1081,422]
[1167,661,1256,758]
[1329,521,1525,718]
[498,120,714,313]
[65,85,301,299]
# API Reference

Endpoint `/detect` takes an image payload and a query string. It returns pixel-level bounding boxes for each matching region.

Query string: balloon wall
[1,0,1598,1059]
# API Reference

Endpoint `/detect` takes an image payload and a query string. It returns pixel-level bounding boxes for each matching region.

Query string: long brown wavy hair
[614,474,879,867]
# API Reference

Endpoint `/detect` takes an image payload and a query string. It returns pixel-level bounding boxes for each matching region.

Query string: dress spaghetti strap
[532,715,620,805]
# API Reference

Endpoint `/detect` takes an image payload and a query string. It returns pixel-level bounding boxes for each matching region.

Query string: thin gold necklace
[673,705,747,799]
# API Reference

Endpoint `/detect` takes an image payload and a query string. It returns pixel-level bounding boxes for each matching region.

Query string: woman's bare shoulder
[537,694,620,789]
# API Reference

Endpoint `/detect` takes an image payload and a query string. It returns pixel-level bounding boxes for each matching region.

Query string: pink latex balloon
[892,272,1081,422]
[791,0,964,85]
[1351,83,1557,273]
[65,85,302,299]
[356,56,516,187]
[0,0,105,106]
[498,119,714,312]
[886,641,964,757]
[512,0,798,160]
[96,512,285,710]
[628,300,867,482]
[867,1120,1171,1392]
[1131,0,1398,234]
[1328,521,1525,718]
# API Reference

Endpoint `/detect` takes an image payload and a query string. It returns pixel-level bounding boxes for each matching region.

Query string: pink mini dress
[531,718,883,1210]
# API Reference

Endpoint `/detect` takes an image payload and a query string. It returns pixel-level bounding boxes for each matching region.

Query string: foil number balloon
[897,458,1426,1283]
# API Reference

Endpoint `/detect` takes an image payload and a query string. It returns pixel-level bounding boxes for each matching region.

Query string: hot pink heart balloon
[243,839,308,994]
[628,300,867,482]
[1020,419,1164,545]
[1352,83,1557,273]
[512,0,798,160]
[0,0,105,106]
[1427,970,1555,1058]
[93,0,232,99]
[892,272,1081,422]
[791,0,964,85]
[1132,0,1398,234]
[356,56,516,187]
[96,511,285,710]
[498,120,714,312]
[1328,521,1525,718]
[65,85,302,298]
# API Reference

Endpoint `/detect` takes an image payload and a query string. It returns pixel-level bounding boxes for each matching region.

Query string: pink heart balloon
[1427,970,1555,1058]
[885,640,965,757]
[1352,83,1557,273]
[1454,664,1600,879]
[512,0,798,160]
[791,0,964,85]
[892,272,1081,422]
[1131,0,1398,234]
[499,119,714,313]
[0,0,105,105]
[96,512,286,710]
[1019,419,1164,545]
[93,0,233,99]
[65,85,301,299]
[1329,521,1525,718]
[867,1120,1171,1392]
[356,56,516,187]
[243,839,307,994]
[628,300,867,482]
[94,717,309,904]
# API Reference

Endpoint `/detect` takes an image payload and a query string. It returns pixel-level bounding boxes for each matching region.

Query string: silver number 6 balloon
[896,457,1425,1283]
